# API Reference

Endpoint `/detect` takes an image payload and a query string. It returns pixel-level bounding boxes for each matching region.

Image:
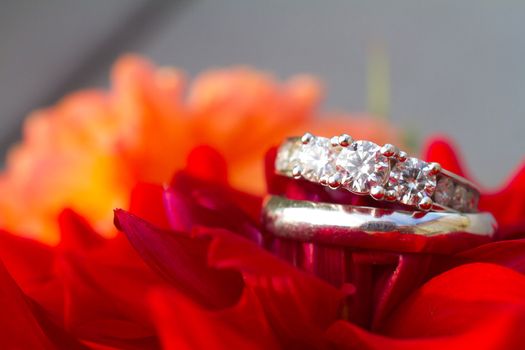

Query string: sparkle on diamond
[335,140,389,194]
[389,157,436,206]
[275,139,300,173]
[434,177,455,206]
[451,185,468,211]
[298,137,338,182]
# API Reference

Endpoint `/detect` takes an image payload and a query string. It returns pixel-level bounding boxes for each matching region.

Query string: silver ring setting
[262,196,496,253]
[275,133,480,212]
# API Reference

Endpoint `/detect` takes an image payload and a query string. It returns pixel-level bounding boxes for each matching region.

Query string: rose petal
[457,239,525,273]
[129,182,171,230]
[116,208,348,347]
[164,172,262,243]
[200,228,347,347]
[56,251,159,338]
[480,163,525,239]
[185,145,228,185]
[0,230,54,291]
[0,261,85,349]
[58,209,105,252]
[384,263,525,335]
[55,210,162,346]
[0,230,65,325]
[327,263,525,349]
[114,209,244,309]
[369,254,434,330]
[149,287,279,350]
[422,136,469,178]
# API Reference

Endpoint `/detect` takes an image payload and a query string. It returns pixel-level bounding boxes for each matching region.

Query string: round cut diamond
[335,140,389,193]
[298,137,338,182]
[389,157,436,206]
[464,190,479,212]
[275,140,300,173]
[451,186,468,211]
[434,177,455,206]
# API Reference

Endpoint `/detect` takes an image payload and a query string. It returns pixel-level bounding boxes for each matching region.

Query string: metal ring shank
[262,196,496,253]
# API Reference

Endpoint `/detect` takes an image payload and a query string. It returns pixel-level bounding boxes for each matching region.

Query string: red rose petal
[383,262,525,335]
[149,287,279,350]
[264,146,288,195]
[0,230,54,292]
[369,254,434,330]
[116,207,348,347]
[56,251,159,338]
[458,239,525,273]
[328,313,523,350]
[327,263,525,350]
[0,261,84,349]
[129,182,171,230]
[73,320,159,350]
[200,228,347,347]
[480,164,525,239]
[58,209,105,251]
[0,230,65,327]
[55,210,163,347]
[422,136,469,179]
[185,145,228,185]
[114,209,244,309]
[184,145,262,222]
[164,172,262,243]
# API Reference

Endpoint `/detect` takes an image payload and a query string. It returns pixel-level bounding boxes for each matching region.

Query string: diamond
[298,137,338,182]
[434,177,455,206]
[451,186,467,211]
[275,139,300,172]
[389,157,436,206]
[465,190,479,212]
[464,190,476,212]
[335,140,389,194]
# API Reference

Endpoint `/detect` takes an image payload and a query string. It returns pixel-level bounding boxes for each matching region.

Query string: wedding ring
[275,133,480,212]
[262,196,496,253]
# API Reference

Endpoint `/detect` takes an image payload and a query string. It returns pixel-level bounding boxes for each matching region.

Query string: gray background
[1,0,524,187]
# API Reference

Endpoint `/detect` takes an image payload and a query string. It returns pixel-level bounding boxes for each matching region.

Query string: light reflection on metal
[262,196,496,247]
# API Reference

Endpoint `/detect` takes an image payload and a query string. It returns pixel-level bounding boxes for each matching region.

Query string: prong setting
[328,173,343,189]
[301,132,314,145]
[396,151,408,162]
[292,166,302,179]
[385,189,397,201]
[370,186,386,200]
[425,162,442,176]
[338,134,353,147]
[417,196,433,211]
[380,143,398,158]
[424,183,436,196]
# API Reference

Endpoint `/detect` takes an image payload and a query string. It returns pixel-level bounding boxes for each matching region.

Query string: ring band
[275,133,480,212]
[262,196,496,253]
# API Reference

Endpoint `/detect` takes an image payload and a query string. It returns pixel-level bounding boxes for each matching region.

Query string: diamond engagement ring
[275,133,480,212]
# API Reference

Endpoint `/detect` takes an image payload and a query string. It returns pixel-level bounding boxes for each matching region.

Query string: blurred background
[1,0,524,188]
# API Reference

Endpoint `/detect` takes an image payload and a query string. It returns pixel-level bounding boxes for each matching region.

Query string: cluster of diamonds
[275,133,479,212]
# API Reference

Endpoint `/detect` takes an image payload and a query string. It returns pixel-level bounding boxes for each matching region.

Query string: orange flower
[0,55,400,244]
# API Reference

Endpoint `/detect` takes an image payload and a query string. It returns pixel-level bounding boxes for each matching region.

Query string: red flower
[1,141,525,349]
[1,57,525,349]
[118,143,525,349]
